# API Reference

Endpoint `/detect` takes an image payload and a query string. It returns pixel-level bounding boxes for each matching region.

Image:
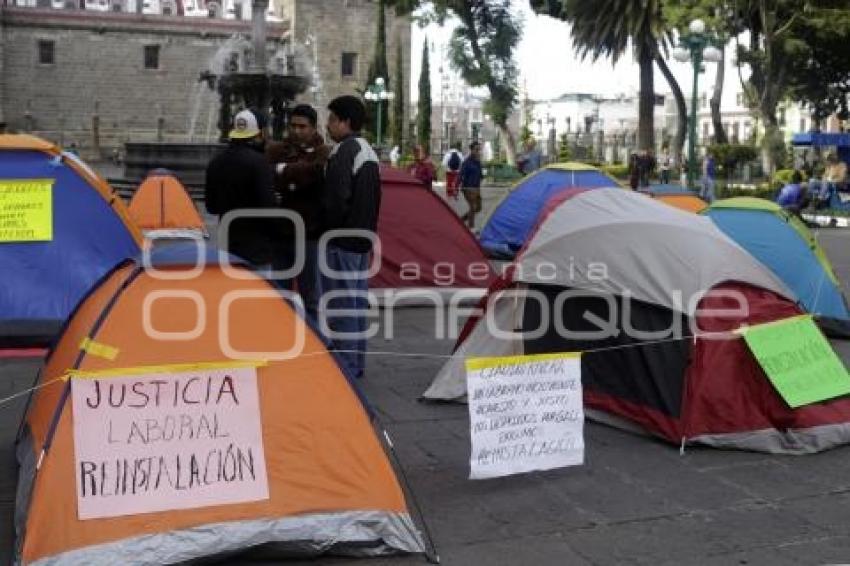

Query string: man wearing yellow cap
[205,109,279,268]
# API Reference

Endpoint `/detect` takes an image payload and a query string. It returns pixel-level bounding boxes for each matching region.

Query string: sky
[408,1,741,103]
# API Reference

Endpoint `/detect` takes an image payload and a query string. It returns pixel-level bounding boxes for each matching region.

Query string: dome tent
[128,169,207,238]
[478,163,617,258]
[704,197,848,326]
[15,244,426,564]
[425,190,850,454]
[0,134,141,347]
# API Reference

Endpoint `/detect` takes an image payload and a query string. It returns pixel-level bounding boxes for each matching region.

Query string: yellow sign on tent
[0,179,53,242]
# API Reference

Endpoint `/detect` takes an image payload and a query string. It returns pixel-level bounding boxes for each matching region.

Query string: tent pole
[380,426,440,563]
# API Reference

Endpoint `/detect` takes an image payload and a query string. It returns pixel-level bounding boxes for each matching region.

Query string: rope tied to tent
[0,329,748,413]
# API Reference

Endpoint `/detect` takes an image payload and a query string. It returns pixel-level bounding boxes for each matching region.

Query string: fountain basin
[123,141,224,190]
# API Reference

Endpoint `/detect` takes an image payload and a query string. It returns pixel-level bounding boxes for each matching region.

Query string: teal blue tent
[704,198,849,323]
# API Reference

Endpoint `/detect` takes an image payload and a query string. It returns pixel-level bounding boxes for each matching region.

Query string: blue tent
[704,199,849,322]
[479,164,617,257]
[0,135,141,346]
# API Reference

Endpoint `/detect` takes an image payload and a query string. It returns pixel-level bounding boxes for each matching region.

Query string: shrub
[558,133,571,162]
[708,143,759,178]
[716,183,777,200]
[397,153,415,169]
[601,164,629,179]
[770,168,806,190]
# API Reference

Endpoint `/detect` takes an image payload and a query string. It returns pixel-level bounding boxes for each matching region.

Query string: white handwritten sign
[71,364,269,520]
[466,353,584,480]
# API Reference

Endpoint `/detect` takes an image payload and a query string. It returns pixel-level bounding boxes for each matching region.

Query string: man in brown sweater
[266,104,330,322]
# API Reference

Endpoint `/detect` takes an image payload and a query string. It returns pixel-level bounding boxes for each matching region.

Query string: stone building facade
[276,0,410,130]
[0,2,411,156]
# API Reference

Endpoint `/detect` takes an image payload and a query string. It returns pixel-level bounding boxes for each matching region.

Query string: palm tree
[532,0,673,152]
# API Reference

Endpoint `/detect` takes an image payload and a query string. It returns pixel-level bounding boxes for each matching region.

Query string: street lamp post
[673,19,722,189]
[364,77,394,149]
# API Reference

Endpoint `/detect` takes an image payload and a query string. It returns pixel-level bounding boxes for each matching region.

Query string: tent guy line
[0,331,744,413]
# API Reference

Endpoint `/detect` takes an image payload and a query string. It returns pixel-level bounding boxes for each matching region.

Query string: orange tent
[15,245,425,564]
[655,194,707,214]
[128,171,207,237]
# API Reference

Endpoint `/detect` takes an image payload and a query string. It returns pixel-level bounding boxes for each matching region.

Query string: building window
[702,122,709,138]
[144,45,160,70]
[38,40,55,65]
[701,94,708,109]
[736,92,744,106]
[341,52,357,78]
[800,118,807,132]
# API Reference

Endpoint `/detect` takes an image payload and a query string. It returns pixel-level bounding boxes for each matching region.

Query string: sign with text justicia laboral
[70,363,269,520]
[466,352,584,480]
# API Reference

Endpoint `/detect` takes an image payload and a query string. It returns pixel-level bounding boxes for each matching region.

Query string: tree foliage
[785,5,850,127]
[735,0,850,171]
[387,0,523,161]
[443,0,522,163]
[417,39,432,148]
[519,92,535,146]
[364,0,390,142]
[392,38,405,148]
[532,0,671,151]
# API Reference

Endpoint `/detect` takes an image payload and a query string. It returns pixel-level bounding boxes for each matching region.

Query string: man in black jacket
[320,95,381,379]
[205,109,278,268]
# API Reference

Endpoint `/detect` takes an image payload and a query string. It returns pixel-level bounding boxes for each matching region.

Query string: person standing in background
[266,104,329,322]
[658,150,672,185]
[409,144,436,191]
[442,142,464,200]
[701,151,717,203]
[517,139,543,175]
[205,108,278,270]
[320,95,381,379]
[459,142,483,231]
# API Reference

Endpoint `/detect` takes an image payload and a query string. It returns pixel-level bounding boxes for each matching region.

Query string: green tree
[417,38,432,148]
[735,0,850,172]
[532,0,672,152]
[446,0,522,164]
[364,0,390,142]
[558,132,572,161]
[519,92,535,146]
[391,38,405,149]
[785,6,850,131]
[385,0,523,162]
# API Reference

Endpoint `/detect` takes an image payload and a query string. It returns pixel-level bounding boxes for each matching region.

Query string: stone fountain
[122,0,308,191]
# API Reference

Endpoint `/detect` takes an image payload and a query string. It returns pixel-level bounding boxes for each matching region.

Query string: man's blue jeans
[320,245,370,379]
[274,240,321,324]
[700,177,716,203]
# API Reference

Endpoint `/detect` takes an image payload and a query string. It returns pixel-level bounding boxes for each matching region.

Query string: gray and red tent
[424,188,850,454]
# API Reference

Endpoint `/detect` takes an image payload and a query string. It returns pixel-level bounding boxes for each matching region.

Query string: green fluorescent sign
[741,315,850,408]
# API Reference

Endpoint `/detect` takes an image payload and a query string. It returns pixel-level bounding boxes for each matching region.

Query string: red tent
[370,167,495,295]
